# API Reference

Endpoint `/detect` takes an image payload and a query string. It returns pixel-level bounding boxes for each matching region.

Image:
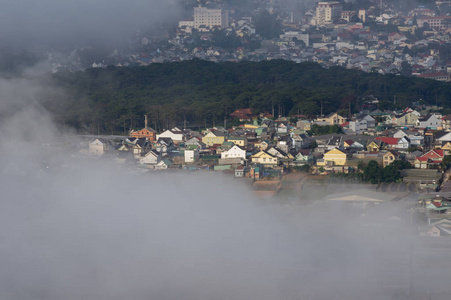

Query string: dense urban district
[16,0,451,83]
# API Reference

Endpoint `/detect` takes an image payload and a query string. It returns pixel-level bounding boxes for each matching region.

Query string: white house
[185,137,206,149]
[417,114,442,129]
[358,114,376,128]
[156,127,185,143]
[396,136,410,150]
[154,159,173,170]
[221,145,246,159]
[89,139,108,155]
[349,119,367,134]
[393,129,408,139]
[185,146,200,163]
[139,150,161,165]
[436,131,451,143]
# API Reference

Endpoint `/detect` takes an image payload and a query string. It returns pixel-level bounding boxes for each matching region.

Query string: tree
[442,155,451,170]
[357,161,366,171]
[364,160,382,183]
[383,164,401,182]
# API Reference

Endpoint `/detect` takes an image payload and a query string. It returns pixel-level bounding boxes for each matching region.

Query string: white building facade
[316,1,342,25]
[194,6,229,29]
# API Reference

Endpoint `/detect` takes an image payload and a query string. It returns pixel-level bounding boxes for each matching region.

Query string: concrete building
[279,31,310,46]
[316,1,342,26]
[194,6,229,29]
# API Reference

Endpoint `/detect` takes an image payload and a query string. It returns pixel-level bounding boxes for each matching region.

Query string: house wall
[202,135,225,146]
[228,138,247,147]
[251,156,278,166]
[89,140,107,155]
[157,131,183,142]
[130,129,156,141]
[323,150,346,165]
[221,146,246,159]
[185,149,199,163]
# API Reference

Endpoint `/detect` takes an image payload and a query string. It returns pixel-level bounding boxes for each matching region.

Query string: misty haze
[2,0,451,299]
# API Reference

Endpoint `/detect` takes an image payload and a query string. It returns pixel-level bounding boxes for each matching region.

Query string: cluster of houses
[418,195,451,237]
[47,1,451,84]
[86,105,451,184]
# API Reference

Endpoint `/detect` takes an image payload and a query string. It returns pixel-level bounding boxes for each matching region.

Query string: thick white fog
[0,75,449,300]
[0,75,303,299]
[0,0,181,48]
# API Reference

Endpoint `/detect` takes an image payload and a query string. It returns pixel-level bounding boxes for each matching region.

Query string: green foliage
[442,155,451,170]
[361,159,411,184]
[357,161,366,171]
[307,124,343,136]
[292,164,311,173]
[382,164,401,183]
[47,60,451,134]
[309,140,318,149]
[389,160,412,170]
[363,160,382,183]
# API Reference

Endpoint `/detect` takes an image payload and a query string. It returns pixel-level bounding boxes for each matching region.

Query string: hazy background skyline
[0,0,183,49]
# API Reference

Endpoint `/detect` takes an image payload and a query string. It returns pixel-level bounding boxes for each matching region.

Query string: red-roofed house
[375,137,399,149]
[414,149,444,169]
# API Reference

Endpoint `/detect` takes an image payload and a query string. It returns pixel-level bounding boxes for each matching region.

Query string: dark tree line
[48,60,451,134]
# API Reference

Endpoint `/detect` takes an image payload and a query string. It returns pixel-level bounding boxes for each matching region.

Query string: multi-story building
[417,16,451,30]
[316,1,342,26]
[193,6,229,29]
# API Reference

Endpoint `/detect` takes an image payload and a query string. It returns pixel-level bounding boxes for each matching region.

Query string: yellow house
[438,142,451,156]
[317,112,346,125]
[202,131,226,147]
[366,140,382,152]
[317,148,347,166]
[250,151,278,166]
[382,151,398,167]
[228,136,248,147]
[394,112,419,126]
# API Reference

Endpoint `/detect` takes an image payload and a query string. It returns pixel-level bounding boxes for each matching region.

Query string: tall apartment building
[316,1,343,25]
[193,6,229,29]
[417,16,451,30]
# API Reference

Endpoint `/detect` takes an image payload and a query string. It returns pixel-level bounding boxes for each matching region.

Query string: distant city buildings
[193,6,229,29]
[315,1,342,26]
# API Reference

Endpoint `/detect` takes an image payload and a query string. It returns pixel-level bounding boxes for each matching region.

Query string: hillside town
[83,105,449,184]
[76,103,451,237]
[47,0,451,82]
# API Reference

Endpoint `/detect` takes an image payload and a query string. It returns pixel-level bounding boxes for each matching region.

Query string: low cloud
[0,73,444,299]
[0,0,182,49]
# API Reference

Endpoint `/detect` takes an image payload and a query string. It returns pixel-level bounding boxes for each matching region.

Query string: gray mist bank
[1,74,450,299]
[0,0,182,49]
